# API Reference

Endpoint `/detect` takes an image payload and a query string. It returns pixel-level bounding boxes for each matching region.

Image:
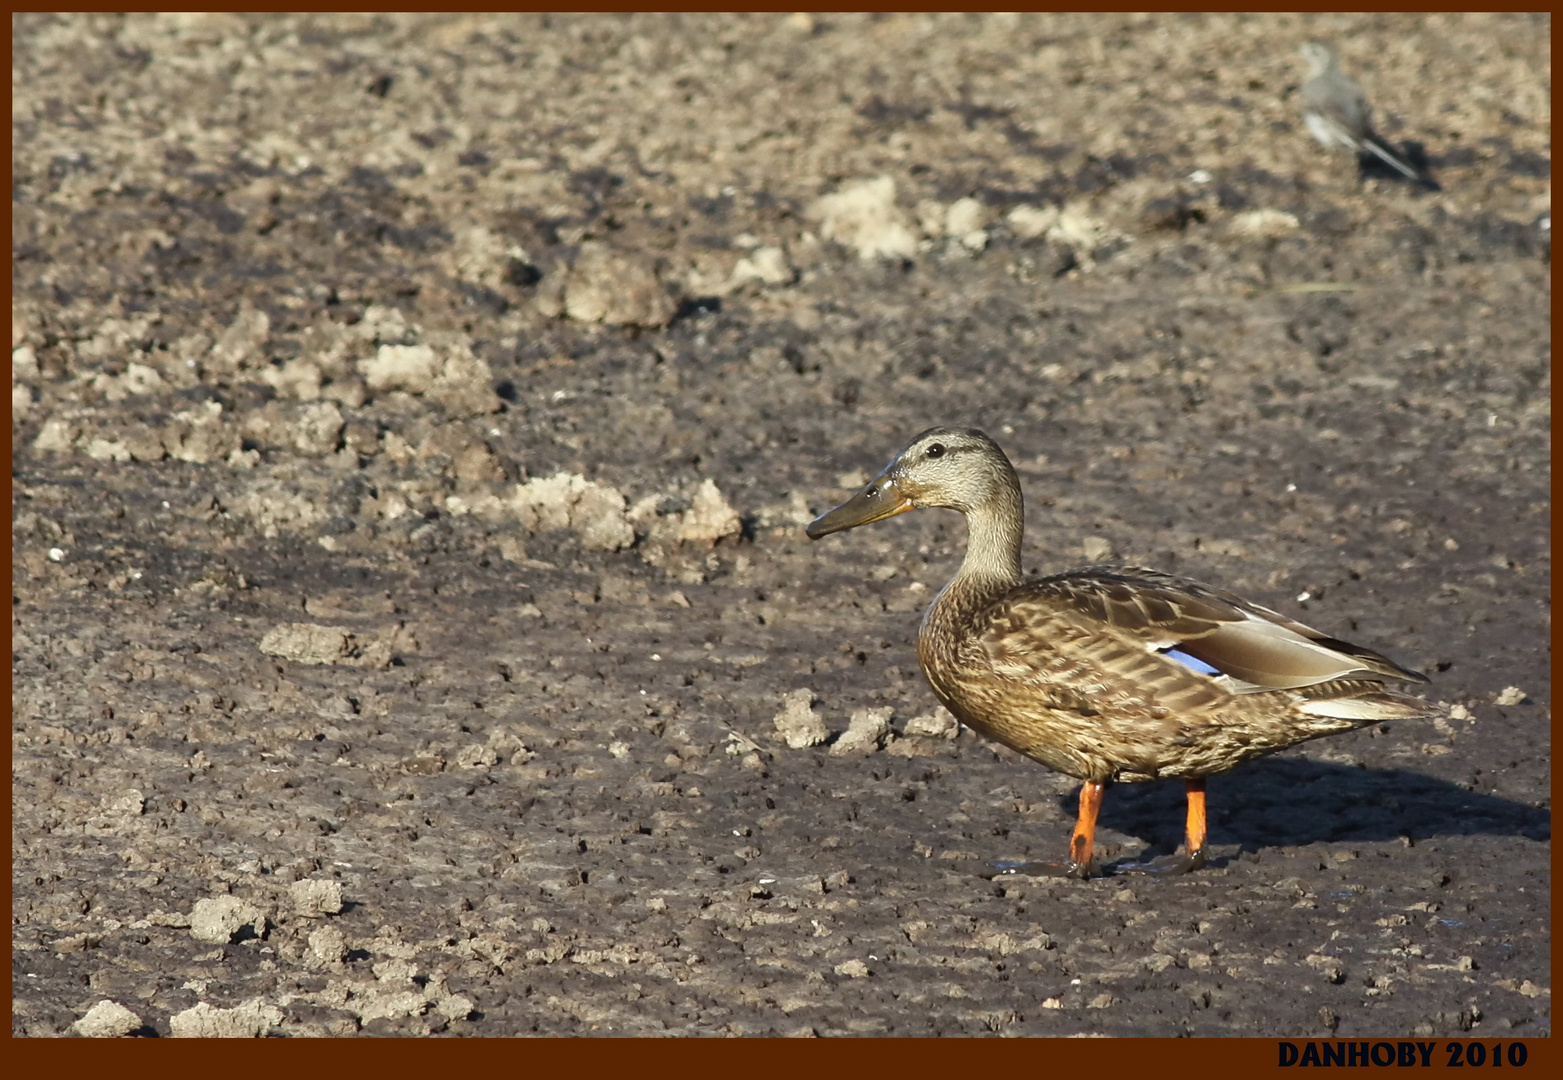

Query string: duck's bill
[805,475,914,539]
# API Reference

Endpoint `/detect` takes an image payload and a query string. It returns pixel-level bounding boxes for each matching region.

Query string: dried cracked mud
[11,13,1551,1038]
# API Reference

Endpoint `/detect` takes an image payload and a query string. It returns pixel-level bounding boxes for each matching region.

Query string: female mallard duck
[807,427,1436,878]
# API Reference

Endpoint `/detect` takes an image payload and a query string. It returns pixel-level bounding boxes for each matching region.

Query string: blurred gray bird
[1298,41,1429,184]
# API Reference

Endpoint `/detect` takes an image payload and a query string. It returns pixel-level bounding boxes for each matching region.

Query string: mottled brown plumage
[807,426,1439,877]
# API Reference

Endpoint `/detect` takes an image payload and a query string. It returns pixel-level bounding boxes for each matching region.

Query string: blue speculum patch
[1161,648,1222,676]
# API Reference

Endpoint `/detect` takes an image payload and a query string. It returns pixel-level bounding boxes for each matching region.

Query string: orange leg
[1183,778,1208,870]
[1068,780,1106,877]
[1111,778,1211,876]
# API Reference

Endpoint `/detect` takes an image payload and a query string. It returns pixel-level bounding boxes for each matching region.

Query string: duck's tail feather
[1296,685,1442,723]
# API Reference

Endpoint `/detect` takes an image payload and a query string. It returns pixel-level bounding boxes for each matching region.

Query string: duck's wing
[982,565,1427,699]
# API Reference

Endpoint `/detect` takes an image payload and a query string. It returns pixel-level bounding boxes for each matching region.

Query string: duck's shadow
[1074,757,1549,864]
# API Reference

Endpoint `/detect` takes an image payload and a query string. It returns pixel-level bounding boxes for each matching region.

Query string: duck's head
[806,426,1019,539]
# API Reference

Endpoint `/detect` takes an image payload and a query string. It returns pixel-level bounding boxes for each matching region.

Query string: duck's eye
[925,443,945,459]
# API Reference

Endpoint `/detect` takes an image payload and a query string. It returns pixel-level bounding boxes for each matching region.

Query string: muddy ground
[10,13,1551,1038]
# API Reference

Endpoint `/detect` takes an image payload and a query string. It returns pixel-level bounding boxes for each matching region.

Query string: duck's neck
[920,466,1026,688]
[948,483,1024,599]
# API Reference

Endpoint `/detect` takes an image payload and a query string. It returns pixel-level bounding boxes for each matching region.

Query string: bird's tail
[1360,133,1432,186]
[1296,685,1443,723]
